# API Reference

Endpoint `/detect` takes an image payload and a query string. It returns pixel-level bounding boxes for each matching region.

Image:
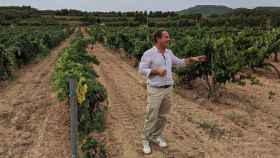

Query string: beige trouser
[142,85,173,143]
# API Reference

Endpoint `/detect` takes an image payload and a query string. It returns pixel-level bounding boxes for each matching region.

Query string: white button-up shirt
[138,46,186,87]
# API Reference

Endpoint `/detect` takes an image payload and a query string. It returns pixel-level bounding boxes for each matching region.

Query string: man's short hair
[153,29,167,43]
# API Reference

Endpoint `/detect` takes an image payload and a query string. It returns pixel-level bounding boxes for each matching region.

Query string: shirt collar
[153,46,167,54]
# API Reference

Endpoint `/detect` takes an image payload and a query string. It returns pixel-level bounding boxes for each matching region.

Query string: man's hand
[185,55,208,65]
[191,55,208,62]
[150,67,167,77]
[157,68,167,77]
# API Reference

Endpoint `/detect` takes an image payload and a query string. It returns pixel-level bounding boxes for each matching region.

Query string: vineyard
[89,25,280,98]
[0,5,280,158]
[84,25,280,158]
[0,27,108,158]
[0,26,73,81]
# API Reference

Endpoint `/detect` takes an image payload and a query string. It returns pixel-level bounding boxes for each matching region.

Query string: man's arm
[170,50,207,67]
[139,53,166,78]
[184,56,208,65]
[138,53,152,78]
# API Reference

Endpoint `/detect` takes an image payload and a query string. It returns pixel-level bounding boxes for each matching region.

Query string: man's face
[158,31,170,48]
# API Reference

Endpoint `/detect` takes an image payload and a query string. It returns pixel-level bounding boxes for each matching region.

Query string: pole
[146,12,149,26]
[69,78,78,158]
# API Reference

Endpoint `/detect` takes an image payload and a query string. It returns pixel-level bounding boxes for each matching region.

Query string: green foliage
[52,35,101,100]
[93,26,152,60]
[90,25,280,98]
[52,32,107,139]
[212,37,242,83]
[0,44,14,80]
[81,137,107,158]
[0,26,72,81]
[79,100,107,137]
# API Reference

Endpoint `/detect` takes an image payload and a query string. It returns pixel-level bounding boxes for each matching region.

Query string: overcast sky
[1,0,280,11]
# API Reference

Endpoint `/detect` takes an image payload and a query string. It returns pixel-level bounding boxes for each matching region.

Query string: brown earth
[0,29,77,158]
[82,28,280,158]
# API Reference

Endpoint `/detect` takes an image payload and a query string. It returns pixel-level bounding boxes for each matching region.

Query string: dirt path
[82,29,280,158]
[0,30,76,158]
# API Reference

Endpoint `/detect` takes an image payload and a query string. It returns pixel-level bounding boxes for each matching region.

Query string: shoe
[156,136,168,148]
[143,141,152,154]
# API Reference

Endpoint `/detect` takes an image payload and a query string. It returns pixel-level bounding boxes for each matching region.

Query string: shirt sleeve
[170,50,186,68]
[138,52,152,78]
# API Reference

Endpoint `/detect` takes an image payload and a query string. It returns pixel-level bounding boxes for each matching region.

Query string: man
[138,30,207,154]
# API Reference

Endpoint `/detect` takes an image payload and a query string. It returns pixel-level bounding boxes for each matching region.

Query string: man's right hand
[156,68,167,77]
[151,68,166,77]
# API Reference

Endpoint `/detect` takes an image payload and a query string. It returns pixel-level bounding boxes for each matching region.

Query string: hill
[254,6,280,13]
[178,5,233,16]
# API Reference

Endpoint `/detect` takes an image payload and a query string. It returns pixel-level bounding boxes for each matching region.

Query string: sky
[1,0,280,12]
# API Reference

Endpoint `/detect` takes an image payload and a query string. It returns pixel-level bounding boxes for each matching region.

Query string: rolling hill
[178,5,233,16]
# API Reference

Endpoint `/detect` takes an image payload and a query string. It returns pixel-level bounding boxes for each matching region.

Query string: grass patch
[198,120,225,139]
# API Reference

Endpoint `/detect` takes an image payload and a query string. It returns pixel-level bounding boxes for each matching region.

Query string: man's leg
[142,87,165,143]
[151,86,172,142]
